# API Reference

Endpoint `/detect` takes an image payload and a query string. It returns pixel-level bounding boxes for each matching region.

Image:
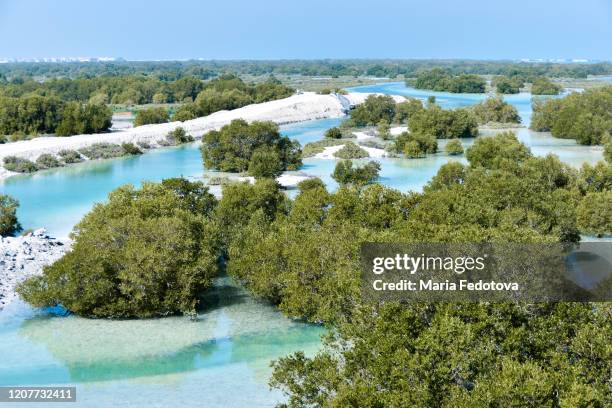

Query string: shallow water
[0,82,605,407]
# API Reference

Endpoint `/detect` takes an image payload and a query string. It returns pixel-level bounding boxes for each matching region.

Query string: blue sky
[0,0,611,60]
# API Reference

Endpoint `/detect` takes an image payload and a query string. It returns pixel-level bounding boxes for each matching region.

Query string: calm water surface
[0,82,604,407]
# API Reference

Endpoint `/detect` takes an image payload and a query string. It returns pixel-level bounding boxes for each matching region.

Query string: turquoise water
[0,82,605,407]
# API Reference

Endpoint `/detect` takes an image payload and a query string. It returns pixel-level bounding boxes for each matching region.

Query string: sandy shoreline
[0,92,400,181]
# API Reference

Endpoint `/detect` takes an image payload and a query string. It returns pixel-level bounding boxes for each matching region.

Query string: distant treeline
[0,74,293,137]
[0,72,292,107]
[1,59,612,81]
[410,68,486,93]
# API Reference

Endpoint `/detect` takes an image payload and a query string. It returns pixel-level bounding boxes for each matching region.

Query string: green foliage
[348,95,396,126]
[55,102,112,136]
[471,97,521,124]
[494,75,523,94]
[133,107,170,127]
[333,142,369,159]
[172,75,293,120]
[201,119,301,173]
[530,86,612,145]
[0,194,20,236]
[394,131,438,157]
[248,145,285,178]
[377,119,391,140]
[409,105,479,139]
[297,177,326,192]
[271,302,610,408]
[301,138,346,157]
[17,179,220,318]
[164,126,194,145]
[466,132,531,169]
[79,143,124,160]
[576,191,611,236]
[394,98,424,124]
[605,138,612,163]
[58,149,84,164]
[445,138,464,155]
[0,96,111,137]
[332,160,380,186]
[121,143,143,156]
[324,127,342,139]
[35,154,62,169]
[531,77,562,95]
[411,68,486,93]
[216,179,288,233]
[2,156,37,173]
[574,161,612,194]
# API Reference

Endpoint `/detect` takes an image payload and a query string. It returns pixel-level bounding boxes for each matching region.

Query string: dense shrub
[121,142,143,155]
[332,160,380,186]
[56,102,112,136]
[531,86,611,145]
[248,145,285,178]
[325,127,343,139]
[333,142,369,159]
[531,77,562,95]
[576,191,611,237]
[471,97,521,124]
[445,138,464,155]
[165,126,194,145]
[495,75,523,94]
[394,132,438,157]
[347,95,397,126]
[58,149,84,164]
[394,98,424,123]
[411,68,486,93]
[133,107,170,127]
[79,143,124,159]
[0,194,20,236]
[17,179,220,318]
[35,154,62,169]
[409,105,478,139]
[2,156,37,173]
[201,119,301,173]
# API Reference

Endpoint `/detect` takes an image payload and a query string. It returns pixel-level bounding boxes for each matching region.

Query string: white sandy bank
[0,92,402,180]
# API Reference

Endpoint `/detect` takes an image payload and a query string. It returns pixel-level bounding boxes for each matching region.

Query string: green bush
[411,68,486,93]
[35,154,62,169]
[3,156,38,173]
[576,191,611,237]
[409,105,479,139]
[471,97,522,124]
[332,160,380,186]
[79,143,124,160]
[201,119,301,172]
[531,77,562,95]
[248,145,285,178]
[325,127,343,139]
[17,179,220,318]
[121,142,143,155]
[133,107,170,127]
[445,139,464,155]
[348,95,397,126]
[58,149,84,164]
[530,86,611,145]
[394,132,438,156]
[0,194,20,236]
[165,127,194,145]
[333,142,370,159]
